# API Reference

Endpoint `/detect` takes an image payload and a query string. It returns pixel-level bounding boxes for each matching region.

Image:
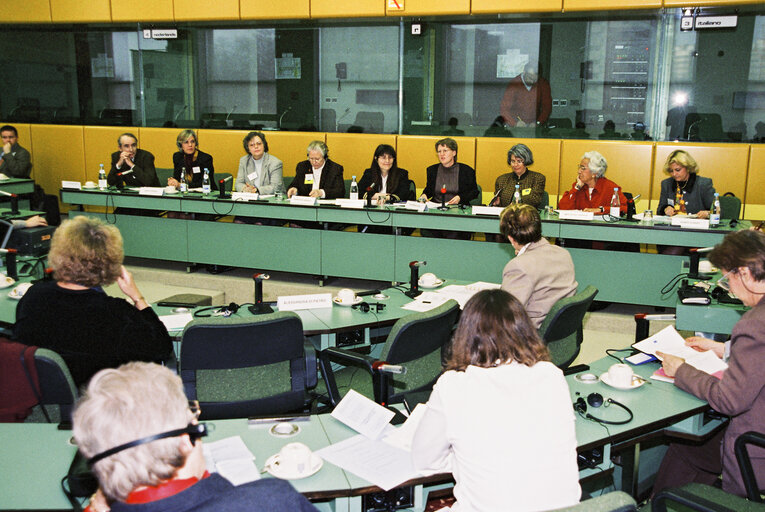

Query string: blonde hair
[663,150,699,175]
[49,216,123,287]
[73,363,192,502]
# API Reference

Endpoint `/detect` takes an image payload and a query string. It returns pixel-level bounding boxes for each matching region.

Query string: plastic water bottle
[202,168,211,195]
[710,192,721,226]
[98,164,107,190]
[513,184,521,204]
[350,176,359,200]
[180,167,188,194]
[609,187,620,218]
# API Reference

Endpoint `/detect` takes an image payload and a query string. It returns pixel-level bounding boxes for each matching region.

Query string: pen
[422,301,431,304]
[755,220,764,232]
[402,397,412,414]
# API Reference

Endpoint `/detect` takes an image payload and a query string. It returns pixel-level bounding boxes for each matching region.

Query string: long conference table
[59,188,748,308]
[1,353,722,511]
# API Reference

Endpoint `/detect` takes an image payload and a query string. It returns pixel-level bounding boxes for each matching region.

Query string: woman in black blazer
[357,144,411,203]
[419,137,478,206]
[168,129,217,191]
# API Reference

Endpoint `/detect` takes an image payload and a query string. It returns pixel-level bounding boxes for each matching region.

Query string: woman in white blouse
[411,289,581,512]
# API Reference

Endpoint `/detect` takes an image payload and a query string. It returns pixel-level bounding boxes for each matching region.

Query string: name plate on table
[671,217,710,230]
[336,199,365,209]
[290,195,318,206]
[277,293,332,311]
[231,192,259,201]
[404,200,426,212]
[472,205,504,217]
[138,187,164,196]
[61,181,82,190]
[558,210,594,221]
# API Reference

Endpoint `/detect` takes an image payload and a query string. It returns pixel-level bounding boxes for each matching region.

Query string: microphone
[365,183,376,207]
[117,169,134,177]
[0,190,16,198]
[372,361,407,375]
[439,183,448,210]
[218,176,232,199]
[0,190,20,214]
[405,261,426,298]
[690,247,715,254]
[278,107,293,130]
[225,105,237,121]
[249,273,273,315]
[0,248,18,254]
[624,193,641,222]
[174,105,188,121]
[688,247,715,280]
[3,248,17,280]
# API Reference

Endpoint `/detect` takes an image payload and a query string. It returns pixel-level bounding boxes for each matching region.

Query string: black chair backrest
[34,350,77,423]
[734,431,765,502]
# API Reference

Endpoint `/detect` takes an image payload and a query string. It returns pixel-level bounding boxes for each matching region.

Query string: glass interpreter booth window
[0,5,764,143]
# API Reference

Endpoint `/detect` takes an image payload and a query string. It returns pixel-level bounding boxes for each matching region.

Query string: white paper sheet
[633,325,728,375]
[159,312,194,331]
[381,404,428,452]
[202,436,260,484]
[401,292,450,312]
[330,389,394,439]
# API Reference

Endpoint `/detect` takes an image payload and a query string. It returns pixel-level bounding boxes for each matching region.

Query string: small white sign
[404,200,426,212]
[138,187,164,196]
[671,217,710,230]
[151,29,178,39]
[695,16,737,29]
[471,206,504,217]
[558,210,595,221]
[277,293,333,311]
[290,195,317,206]
[62,181,82,190]
[336,199,365,209]
[231,192,260,201]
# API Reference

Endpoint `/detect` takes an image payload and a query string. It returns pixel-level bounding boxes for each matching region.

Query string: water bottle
[710,192,721,226]
[180,167,188,194]
[202,168,211,195]
[513,184,521,204]
[609,187,620,218]
[98,164,107,190]
[350,176,359,200]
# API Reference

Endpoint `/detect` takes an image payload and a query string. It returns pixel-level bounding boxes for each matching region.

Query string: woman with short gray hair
[491,143,546,208]
[557,150,627,214]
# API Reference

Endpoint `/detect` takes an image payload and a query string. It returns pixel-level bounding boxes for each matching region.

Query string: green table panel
[175,194,318,222]
[556,220,733,246]
[676,301,747,335]
[62,188,186,211]
[321,230,395,281]
[316,205,394,226]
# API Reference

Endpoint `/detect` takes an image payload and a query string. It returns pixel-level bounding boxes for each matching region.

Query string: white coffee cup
[336,288,356,305]
[165,185,177,193]
[608,363,634,388]
[275,442,312,475]
[85,181,96,188]
[420,272,438,286]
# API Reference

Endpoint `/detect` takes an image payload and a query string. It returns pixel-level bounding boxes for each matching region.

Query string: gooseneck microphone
[249,273,273,315]
[405,260,426,298]
[219,176,232,199]
[688,246,715,280]
[0,189,19,215]
[372,361,407,375]
[365,183,376,208]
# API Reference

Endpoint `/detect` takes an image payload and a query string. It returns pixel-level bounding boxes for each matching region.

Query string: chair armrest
[652,485,741,512]
[303,339,317,389]
[318,348,377,408]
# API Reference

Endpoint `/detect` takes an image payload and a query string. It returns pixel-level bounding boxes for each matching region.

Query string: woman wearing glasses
[653,229,765,498]
[557,151,627,214]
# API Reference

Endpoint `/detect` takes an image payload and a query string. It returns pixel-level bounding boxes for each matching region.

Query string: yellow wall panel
[241,0,309,19]
[312,0,384,18]
[83,126,130,183]
[29,125,85,197]
[561,140,654,212]
[396,136,476,194]
[261,132,326,180]
[326,133,396,182]
[388,0,469,16]
[563,0,660,10]
[174,0,239,21]
[472,0,560,14]
[744,146,765,220]
[197,129,248,177]
[475,138,562,206]
[50,0,111,22]
[137,128,182,171]
[111,0,174,21]
[652,143,749,214]
[4,0,52,23]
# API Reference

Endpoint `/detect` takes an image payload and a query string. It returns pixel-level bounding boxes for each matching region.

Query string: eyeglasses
[717,270,735,291]
[188,400,201,420]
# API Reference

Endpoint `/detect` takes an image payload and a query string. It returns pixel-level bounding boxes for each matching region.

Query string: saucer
[600,372,647,390]
[270,422,301,437]
[418,278,444,289]
[0,275,15,289]
[83,184,97,189]
[164,188,179,195]
[333,296,363,307]
[264,453,322,480]
[0,173,9,180]
[8,290,24,300]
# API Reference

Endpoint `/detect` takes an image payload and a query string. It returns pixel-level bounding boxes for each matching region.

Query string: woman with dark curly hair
[13,216,172,387]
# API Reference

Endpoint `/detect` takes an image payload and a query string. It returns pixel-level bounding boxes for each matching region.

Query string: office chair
[550,491,637,511]
[719,193,742,221]
[539,190,550,209]
[318,300,460,406]
[537,285,598,369]
[470,184,483,206]
[179,312,319,420]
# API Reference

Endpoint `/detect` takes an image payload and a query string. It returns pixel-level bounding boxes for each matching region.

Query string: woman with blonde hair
[657,149,715,218]
[411,289,580,511]
[167,129,217,191]
[13,216,172,387]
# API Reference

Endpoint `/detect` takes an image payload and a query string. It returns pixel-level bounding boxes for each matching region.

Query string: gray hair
[582,151,607,178]
[508,143,534,166]
[307,140,328,159]
[73,363,193,502]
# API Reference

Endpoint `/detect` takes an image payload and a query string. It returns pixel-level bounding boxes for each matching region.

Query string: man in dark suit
[287,140,344,199]
[107,132,160,187]
[0,125,32,178]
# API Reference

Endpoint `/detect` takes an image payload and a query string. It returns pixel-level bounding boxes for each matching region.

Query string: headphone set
[573,392,633,425]
[352,302,386,313]
[194,302,241,317]
[87,423,208,466]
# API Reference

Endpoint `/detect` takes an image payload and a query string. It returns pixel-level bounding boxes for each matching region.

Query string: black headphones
[352,301,386,313]
[88,423,208,466]
[194,302,241,317]
[573,392,633,425]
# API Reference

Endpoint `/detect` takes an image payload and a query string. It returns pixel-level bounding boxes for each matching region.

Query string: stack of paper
[203,436,260,485]
[632,325,727,381]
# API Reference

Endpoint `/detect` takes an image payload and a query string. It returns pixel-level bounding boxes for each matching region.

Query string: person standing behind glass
[358,144,410,204]
[235,131,284,196]
[490,143,545,208]
[656,150,715,219]
[167,129,217,191]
